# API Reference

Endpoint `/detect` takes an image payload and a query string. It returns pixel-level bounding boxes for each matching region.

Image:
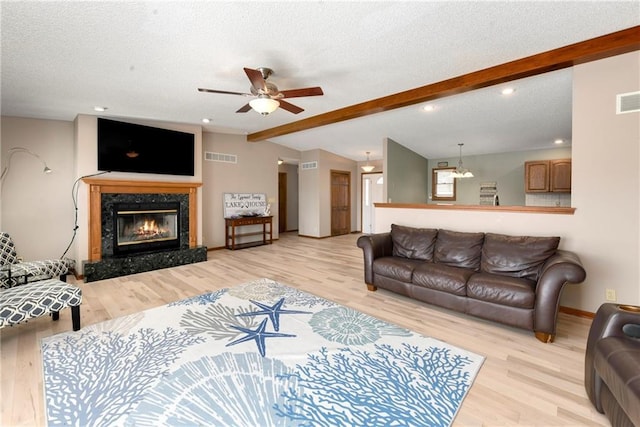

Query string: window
[432,167,457,201]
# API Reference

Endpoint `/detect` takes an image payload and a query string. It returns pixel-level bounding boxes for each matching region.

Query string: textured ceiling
[1,1,638,161]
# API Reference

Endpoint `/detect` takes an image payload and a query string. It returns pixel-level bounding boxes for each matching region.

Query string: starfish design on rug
[226,318,296,357]
[236,298,310,331]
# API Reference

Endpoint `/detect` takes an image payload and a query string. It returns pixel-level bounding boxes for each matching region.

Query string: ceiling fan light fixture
[249,96,280,115]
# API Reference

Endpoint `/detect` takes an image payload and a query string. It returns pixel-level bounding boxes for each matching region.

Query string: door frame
[361,171,383,234]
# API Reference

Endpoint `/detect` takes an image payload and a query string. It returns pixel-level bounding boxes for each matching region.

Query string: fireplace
[113,202,180,256]
[81,179,206,282]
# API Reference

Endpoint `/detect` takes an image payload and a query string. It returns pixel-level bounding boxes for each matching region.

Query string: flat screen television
[97,118,195,176]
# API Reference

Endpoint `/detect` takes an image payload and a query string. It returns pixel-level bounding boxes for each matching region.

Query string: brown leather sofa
[585,303,640,427]
[357,224,587,343]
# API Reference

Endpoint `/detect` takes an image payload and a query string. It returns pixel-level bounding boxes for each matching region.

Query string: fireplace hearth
[81,179,206,282]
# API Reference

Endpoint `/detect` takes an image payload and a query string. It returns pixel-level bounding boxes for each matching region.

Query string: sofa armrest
[534,250,587,336]
[356,233,393,285]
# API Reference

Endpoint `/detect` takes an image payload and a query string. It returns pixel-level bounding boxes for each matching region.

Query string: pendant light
[361,152,375,172]
[450,143,474,178]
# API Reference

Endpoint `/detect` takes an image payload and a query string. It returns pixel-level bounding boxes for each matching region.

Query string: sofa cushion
[481,233,560,281]
[412,263,473,296]
[390,224,438,261]
[434,229,484,270]
[373,257,424,283]
[467,273,536,309]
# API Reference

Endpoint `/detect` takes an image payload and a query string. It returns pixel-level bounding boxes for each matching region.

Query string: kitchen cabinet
[549,159,571,192]
[525,159,571,193]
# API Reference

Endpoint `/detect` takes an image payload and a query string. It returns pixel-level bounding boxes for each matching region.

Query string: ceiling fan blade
[236,103,252,113]
[278,100,304,114]
[198,88,251,96]
[279,87,324,99]
[244,68,267,93]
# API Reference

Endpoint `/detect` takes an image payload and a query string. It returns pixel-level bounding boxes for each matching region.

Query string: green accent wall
[385,137,429,203]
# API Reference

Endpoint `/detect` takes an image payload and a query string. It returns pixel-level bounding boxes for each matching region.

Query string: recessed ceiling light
[423,104,435,112]
[554,139,564,144]
[202,118,211,123]
[501,87,515,95]
[93,106,108,112]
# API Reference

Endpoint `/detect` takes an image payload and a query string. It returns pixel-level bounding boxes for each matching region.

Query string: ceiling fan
[198,67,323,115]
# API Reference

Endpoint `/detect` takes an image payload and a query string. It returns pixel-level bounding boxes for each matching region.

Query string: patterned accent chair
[0,232,75,289]
[0,278,82,331]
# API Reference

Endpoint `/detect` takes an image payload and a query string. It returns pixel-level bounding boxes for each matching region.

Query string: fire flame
[137,220,159,236]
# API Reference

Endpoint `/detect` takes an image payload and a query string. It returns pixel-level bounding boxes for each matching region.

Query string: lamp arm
[1,147,52,186]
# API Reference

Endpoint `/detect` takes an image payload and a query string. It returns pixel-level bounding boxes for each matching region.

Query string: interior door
[331,170,351,236]
[362,172,384,234]
[278,172,287,232]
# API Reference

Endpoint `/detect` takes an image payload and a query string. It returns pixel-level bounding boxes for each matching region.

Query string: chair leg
[71,305,81,331]
[52,311,60,321]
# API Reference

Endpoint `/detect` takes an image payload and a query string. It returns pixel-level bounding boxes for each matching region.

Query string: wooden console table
[225,216,273,250]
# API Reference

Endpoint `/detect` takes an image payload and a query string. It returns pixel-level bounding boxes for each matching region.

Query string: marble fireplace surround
[82,178,202,261]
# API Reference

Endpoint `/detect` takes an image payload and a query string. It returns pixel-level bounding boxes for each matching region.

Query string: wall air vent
[301,161,318,170]
[617,91,640,114]
[204,152,237,164]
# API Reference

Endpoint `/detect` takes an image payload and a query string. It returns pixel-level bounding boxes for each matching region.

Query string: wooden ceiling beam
[247,25,640,142]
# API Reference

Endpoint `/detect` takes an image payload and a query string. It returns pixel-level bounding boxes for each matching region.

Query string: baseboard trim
[560,305,595,319]
[206,238,280,252]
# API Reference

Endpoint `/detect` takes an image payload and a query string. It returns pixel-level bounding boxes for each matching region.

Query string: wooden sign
[223,193,268,218]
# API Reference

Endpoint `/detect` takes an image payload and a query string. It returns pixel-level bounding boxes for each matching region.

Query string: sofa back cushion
[390,224,438,261]
[481,233,560,281]
[434,229,484,270]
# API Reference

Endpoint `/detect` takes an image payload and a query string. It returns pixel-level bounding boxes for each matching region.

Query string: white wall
[1,117,75,260]
[298,149,358,237]
[571,51,639,308]
[298,150,321,237]
[375,51,640,312]
[201,132,300,248]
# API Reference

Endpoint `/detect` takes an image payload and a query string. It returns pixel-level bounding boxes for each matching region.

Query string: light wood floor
[1,232,608,426]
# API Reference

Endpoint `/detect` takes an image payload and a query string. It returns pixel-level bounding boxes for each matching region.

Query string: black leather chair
[585,303,640,427]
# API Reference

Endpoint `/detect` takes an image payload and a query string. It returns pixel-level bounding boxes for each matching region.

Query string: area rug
[41,278,484,426]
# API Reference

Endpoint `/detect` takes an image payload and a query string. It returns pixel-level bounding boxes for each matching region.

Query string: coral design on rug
[42,278,484,427]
